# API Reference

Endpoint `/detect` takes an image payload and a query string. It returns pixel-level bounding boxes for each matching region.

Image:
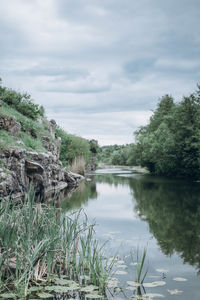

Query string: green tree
[133,85,200,179]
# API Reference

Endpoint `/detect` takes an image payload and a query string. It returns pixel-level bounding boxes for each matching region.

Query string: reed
[135,247,148,284]
[0,190,111,296]
[71,156,86,175]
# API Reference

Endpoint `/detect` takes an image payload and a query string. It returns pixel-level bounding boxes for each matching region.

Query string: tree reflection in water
[61,171,200,274]
[129,175,200,272]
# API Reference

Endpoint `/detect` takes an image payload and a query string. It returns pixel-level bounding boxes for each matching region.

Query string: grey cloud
[12,66,89,79]
[0,0,200,144]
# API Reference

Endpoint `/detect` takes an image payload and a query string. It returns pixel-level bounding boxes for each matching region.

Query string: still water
[62,167,200,299]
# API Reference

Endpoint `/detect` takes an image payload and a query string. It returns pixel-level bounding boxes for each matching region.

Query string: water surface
[62,167,200,299]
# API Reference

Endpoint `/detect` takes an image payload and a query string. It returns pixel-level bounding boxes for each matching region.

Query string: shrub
[0,78,44,120]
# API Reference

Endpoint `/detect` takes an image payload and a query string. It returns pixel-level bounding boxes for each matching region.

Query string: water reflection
[129,175,200,272]
[61,178,98,211]
[62,170,200,274]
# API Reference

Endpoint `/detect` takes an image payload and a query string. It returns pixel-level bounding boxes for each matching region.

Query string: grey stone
[0,115,21,136]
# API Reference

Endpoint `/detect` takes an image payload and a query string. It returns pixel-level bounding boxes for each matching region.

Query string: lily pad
[143,293,165,298]
[173,277,187,282]
[45,285,72,293]
[127,281,141,287]
[143,281,166,288]
[126,286,137,291]
[117,265,127,269]
[80,275,90,281]
[156,269,168,273]
[117,260,125,264]
[0,293,16,299]
[115,270,127,275]
[130,262,138,266]
[54,278,77,285]
[85,294,103,299]
[80,285,99,293]
[37,293,53,299]
[168,289,183,295]
[106,277,119,288]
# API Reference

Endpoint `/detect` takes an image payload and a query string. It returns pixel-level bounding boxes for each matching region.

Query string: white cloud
[0,0,200,144]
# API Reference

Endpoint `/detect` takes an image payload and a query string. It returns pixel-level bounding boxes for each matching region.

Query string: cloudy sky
[0,0,200,145]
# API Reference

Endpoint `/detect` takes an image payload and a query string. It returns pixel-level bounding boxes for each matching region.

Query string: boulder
[0,115,21,136]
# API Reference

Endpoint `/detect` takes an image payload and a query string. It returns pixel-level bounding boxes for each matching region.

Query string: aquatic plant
[135,247,148,284]
[0,190,111,296]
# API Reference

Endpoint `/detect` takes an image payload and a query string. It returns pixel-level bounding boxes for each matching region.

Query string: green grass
[0,103,58,153]
[0,191,111,296]
[0,103,52,139]
[20,132,46,152]
[0,130,18,150]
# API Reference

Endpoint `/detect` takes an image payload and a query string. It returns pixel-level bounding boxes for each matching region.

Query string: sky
[0,0,200,145]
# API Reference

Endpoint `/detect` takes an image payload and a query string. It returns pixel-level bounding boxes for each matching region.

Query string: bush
[55,126,91,167]
[0,78,44,120]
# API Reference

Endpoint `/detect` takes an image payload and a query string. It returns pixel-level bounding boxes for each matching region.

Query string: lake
[62,167,200,299]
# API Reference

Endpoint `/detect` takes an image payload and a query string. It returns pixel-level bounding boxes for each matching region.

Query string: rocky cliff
[0,114,83,199]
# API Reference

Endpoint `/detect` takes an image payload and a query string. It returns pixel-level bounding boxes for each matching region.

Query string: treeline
[133,85,200,179]
[97,144,135,165]
[0,78,97,173]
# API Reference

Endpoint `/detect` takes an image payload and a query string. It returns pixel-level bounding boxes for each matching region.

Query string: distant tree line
[98,85,200,179]
[97,144,134,166]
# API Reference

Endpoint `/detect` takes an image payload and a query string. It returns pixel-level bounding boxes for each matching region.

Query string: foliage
[0,130,18,150]
[0,78,44,120]
[89,139,99,154]
[20,132,46,152]
[55,126,91,167]
[0,79,92,171]
[98,144,134,166]
[0,191,112,296]
[133,86,200,179]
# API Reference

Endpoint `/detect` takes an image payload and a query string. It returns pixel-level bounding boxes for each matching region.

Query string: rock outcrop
[0,115,21,136]
[0,146,84,199]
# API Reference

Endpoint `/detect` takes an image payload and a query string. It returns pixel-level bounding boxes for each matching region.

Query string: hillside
[0,79,93,199]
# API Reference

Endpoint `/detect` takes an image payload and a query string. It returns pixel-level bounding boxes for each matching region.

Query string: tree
[133,85,200,179]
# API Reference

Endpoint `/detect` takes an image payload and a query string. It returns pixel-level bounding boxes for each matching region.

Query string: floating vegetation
[116,260,125,265]
[85,293,103,299]
[168,289,183,295]
[130,262,138,266]
[142,281,166,288]
[173,277,187,281]
[126,281,141,287]
[37,292,53,298]
[115,270,128,275]
[156,269,168,273]
[126,286,137,291]
[116,264,127,269]
[106,277,119,288]
[80,285,99,292]
[0,293,17,299]
[142,293,165,298]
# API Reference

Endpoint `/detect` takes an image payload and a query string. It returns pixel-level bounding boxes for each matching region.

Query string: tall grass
[135,247,148,284]
[0,190,110,295]
[71,156,86,175]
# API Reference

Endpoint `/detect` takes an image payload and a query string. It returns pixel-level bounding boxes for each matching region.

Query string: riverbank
[0,80,95,199]
[0,190,111,298]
